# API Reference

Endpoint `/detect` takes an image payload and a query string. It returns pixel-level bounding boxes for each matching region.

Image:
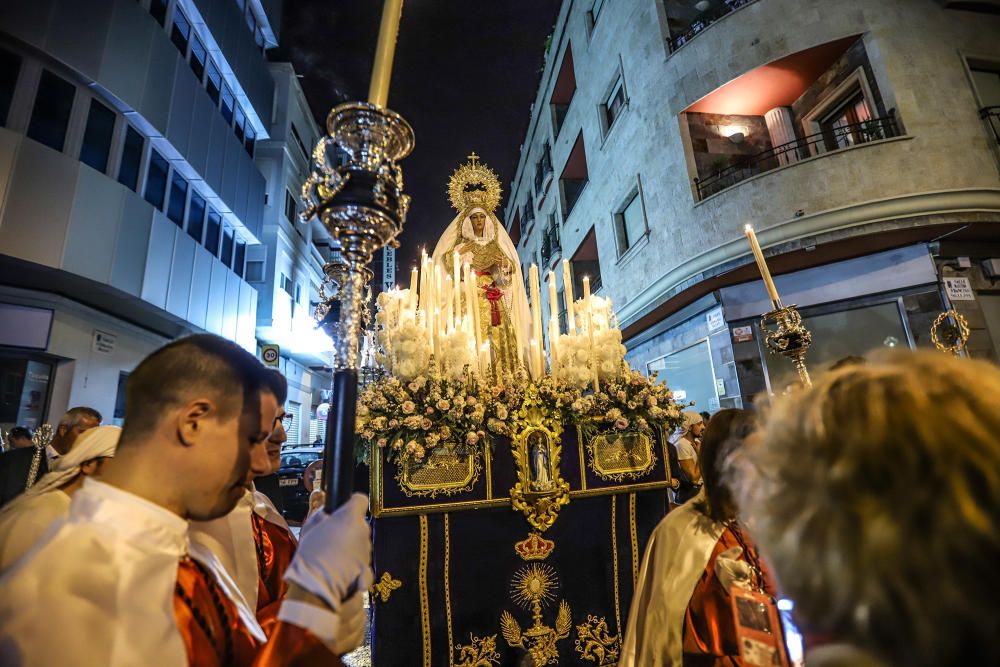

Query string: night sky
[273,1,562,272]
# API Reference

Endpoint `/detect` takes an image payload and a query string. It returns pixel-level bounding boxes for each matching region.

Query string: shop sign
[92,330,116,355]
[732,325,753,343]
[943,277,974,301]
[706,308,725,332]
[715,378,726,396]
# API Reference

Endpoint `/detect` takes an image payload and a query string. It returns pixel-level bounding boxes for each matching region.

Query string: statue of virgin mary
[432,154,530,374]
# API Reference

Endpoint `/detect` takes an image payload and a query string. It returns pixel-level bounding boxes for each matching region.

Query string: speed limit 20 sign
[261,344,280,367]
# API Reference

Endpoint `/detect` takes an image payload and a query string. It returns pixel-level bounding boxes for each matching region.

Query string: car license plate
[279,477,299,487]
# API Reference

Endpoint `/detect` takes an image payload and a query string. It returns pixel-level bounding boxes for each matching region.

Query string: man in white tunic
[0,425,120,571]
[0,334,371,666]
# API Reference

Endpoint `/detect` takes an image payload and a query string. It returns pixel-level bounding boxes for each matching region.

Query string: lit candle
[548,271,559,323]
[548,316,560,380]
[465,263,482,351]
[444,275,454,332]
[562,259,575,335]
[409,267,419,312]
[479,342,491,377]
[367,0,404,108]
[452,249,461,327]
[433,307,441,359]
[744,225,782,308]
[419,253,428,313]
[528,264,544,377]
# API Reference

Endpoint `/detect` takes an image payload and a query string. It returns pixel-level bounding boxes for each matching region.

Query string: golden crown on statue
[448,152,502,213]
[514,532,556,562]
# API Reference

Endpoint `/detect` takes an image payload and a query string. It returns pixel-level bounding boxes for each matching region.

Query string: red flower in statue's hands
[482,283,504,326]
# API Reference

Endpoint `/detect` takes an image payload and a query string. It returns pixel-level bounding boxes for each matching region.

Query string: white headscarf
[24,426,120,497]
[670,410,704,444]
[431,206,532,362]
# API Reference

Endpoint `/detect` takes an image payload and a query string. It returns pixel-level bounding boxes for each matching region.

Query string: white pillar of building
[764,106,798,166]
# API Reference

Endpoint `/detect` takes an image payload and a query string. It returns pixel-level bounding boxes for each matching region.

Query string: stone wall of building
[507,0,1000,355]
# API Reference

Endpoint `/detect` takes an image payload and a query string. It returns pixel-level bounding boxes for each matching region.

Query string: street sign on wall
[383,246,396,292]
[261,344,280,367]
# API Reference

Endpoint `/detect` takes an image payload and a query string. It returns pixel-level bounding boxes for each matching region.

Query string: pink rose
[615,417,630,430]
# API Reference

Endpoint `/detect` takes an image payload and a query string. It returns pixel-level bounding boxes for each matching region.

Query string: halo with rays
[510,563,559,610]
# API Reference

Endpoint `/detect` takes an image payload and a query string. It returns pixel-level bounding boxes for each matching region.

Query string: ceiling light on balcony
[720,124,749,143]
[695,0,712,11]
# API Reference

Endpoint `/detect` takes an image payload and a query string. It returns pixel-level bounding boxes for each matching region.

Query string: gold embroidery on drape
[419,515,431,667]
[611,495,621,636]
[629,493,639,587]
[445,513,454,667]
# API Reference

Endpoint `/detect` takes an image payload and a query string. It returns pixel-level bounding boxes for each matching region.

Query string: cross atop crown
[467,152,480,165]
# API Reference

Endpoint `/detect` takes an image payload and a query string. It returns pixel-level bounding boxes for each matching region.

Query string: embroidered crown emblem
[514,532,555,561]
[448,152,502,213]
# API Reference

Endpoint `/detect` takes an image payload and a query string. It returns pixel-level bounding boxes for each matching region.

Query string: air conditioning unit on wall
[983,258,1000,280]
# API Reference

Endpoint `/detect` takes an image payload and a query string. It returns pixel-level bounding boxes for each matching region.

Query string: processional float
[299,4,688,665]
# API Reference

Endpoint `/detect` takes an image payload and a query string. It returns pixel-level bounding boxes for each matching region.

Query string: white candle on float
[562,259,575,335]
[452,249,461,326]
[418,253,428,314]
[479,342,490,377]
[529,339,540,380]
[528,264,544,377]
[444,275,454,332]
[548,271,559,323]
[433,307,441,360]
[582,276,592,335]
[548,316,560,380]
[466,263,482,351]
[409,267,419,312]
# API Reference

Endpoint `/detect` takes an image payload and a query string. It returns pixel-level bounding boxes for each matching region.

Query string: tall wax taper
[743,225,813,388]
[301,0,412,512]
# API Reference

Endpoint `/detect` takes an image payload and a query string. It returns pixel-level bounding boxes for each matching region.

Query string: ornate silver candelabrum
[761,304,813,388]
[301,102,414,509]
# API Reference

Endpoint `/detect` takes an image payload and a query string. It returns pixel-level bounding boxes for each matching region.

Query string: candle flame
[744,224,753,232]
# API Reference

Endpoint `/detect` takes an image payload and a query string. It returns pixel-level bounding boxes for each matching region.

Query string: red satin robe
[174,557,340,667]
[251,512,297,635]
[682,525,778,667]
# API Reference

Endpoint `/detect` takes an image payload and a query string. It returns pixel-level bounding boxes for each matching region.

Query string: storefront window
[763,300,908,392]
[647,339,718,414]
[0,357,52,432]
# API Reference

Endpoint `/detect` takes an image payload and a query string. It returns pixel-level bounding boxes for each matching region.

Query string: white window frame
[800,67,876,156]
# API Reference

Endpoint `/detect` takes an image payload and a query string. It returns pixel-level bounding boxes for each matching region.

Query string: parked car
[276,446,323,523]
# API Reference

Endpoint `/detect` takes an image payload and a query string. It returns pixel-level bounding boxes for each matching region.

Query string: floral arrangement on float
[361,257,685,466]
[357,369,492,465]
[569,368,683,439]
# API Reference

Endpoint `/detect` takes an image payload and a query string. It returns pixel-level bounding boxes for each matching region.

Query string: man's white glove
[332,590,367,654]
[284,493,373,611]
[715,546,752,594]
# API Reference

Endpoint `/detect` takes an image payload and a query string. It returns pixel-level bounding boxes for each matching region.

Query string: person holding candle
[432,154,530,375]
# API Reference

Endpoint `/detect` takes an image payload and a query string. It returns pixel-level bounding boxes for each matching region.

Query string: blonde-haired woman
[735,350,1000,666]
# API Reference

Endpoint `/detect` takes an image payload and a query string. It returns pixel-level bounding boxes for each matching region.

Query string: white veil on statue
[431,205,531,365]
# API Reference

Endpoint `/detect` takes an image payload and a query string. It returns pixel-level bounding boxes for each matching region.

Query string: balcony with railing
[694,115,900,200]
[664,0,757,54]
[540,221,561,266]
[534,144,554,196]
[681,36,904,202]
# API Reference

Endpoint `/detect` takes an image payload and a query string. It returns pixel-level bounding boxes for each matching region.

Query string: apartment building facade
[506,0,1000,410]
